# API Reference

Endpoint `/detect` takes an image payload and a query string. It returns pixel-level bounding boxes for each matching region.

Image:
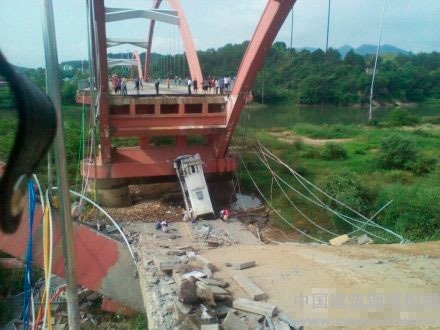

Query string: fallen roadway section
[130,219,440,329]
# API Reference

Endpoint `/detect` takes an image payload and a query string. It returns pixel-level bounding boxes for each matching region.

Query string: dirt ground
[199,238,440,329]
[103,184,440,328]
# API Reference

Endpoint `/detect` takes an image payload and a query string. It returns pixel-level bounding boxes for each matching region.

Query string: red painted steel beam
[167,0,203,82]
[132,50,144,81]
[217,0,296,158]
[81,147,236,179]
[0,204,144,312]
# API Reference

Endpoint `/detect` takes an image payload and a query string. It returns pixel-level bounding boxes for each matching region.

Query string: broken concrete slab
[198,277,228,288]
[212,305,234,317]
[181,270,207,280]
[232,272,267,301]
[233,298,278,317]
[231,260,256,270]
[196,281,229,296]
[223,310,249,330]
[357,234,372,245]
[194,255,215,272]
[196,284,216,306]
[329,234,350,246]
[200,324,219,330]
[173,299,191,322]
[153,255,182,271]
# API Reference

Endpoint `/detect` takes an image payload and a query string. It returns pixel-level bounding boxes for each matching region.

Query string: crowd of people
[110,74,235,96]
[186,76,233,95]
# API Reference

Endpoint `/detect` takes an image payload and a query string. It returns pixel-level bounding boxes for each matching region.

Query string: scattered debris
[231,260,256,270]
[233,298,278,317]
[357,234,372,245]
[232,272,267,301]
[329,234,350,246]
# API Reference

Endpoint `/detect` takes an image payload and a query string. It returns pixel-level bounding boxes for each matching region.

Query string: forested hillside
[198,42,440,105]
[55,42,440,107]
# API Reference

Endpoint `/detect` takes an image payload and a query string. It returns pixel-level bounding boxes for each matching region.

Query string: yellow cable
[43,201,52,329]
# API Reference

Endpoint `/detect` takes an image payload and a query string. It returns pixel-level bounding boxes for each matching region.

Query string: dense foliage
[13,42,440,107]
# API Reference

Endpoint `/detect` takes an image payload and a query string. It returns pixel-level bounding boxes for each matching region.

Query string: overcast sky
[1,0,439,68]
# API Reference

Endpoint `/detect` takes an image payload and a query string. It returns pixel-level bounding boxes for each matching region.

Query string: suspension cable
[368,0,387,121]
[257,142,405,241]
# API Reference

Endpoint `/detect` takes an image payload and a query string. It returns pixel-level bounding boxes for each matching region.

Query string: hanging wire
[255,145,388,241]
[22,180,36,328]
[369,0,387,121]
[325,0,331,52]
[256,142,408,243]
[238,154,327,244]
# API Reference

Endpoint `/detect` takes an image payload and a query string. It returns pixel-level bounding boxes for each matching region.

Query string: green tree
[377,135,418,170]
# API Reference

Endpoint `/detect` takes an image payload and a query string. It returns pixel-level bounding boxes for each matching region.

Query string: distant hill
[338,44,409,57]
[296,44,409,57]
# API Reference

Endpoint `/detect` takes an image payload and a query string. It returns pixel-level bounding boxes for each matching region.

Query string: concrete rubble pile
[138,233,301,329]
[193,223,236,247]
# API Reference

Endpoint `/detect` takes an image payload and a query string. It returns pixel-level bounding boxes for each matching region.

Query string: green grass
[234,105,440,242]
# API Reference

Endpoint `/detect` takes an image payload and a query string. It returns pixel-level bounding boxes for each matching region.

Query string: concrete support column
[90,178,131,207]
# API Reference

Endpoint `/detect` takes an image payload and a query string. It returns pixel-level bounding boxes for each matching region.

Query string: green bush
[321,170,376,232]
[377,134,418,170]
[61,81,78,105]
[375,185,440,240]
[410,156,437,175]
[321,143,348,160]
[385,108,419,126]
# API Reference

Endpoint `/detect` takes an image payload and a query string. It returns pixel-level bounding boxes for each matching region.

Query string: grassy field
[233,104,440,242]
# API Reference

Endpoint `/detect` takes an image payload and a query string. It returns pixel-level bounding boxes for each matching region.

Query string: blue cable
[22,180,35,328]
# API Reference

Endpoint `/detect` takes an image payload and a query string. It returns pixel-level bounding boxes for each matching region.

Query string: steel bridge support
[217,0,297,158]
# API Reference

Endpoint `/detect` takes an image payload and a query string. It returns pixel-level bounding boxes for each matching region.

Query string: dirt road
[200,240,440,328]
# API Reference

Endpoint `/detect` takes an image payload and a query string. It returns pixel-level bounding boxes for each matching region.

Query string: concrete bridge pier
[90,178,131,207]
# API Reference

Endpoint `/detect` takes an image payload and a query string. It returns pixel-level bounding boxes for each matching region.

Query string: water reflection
[244,102,439,128]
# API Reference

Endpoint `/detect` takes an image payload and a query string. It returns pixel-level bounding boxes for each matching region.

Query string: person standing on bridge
[155,78,160,95]
[187,78,192,94]
[135,78,140,95]
[121,78,127,95]
[193,78,198,94]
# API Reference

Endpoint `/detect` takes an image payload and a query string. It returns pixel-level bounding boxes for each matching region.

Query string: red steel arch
[83,0,296,180]
[144,0,203,83]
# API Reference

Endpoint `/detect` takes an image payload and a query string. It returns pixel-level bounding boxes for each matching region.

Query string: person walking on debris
[220,208,230,222]
[160,220,168,232]
[182,208,195,223]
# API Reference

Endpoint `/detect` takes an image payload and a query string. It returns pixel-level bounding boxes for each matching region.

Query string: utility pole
[40,1,80,329]
[326,0,331,52]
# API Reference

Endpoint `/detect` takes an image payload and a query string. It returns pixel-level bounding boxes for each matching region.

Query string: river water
[245,101,439,128]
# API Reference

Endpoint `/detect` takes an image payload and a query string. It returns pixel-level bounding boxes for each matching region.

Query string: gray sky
[1,0,439,68]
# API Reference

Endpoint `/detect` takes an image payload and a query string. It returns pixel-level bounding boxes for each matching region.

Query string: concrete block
[232,272,266,301]
[196,282,216,306]
[231,260,256,270]
[173,299,191,322]
[153,255,181,271]
[197,281,229,296]
[201,324,219,330]
[357,234,372,245]
[329,234,350,246]
[195,255,215,272]
[199,278,228,288]
[212,305,234,317]
[233,298,278,317]
[223,311,249,330]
